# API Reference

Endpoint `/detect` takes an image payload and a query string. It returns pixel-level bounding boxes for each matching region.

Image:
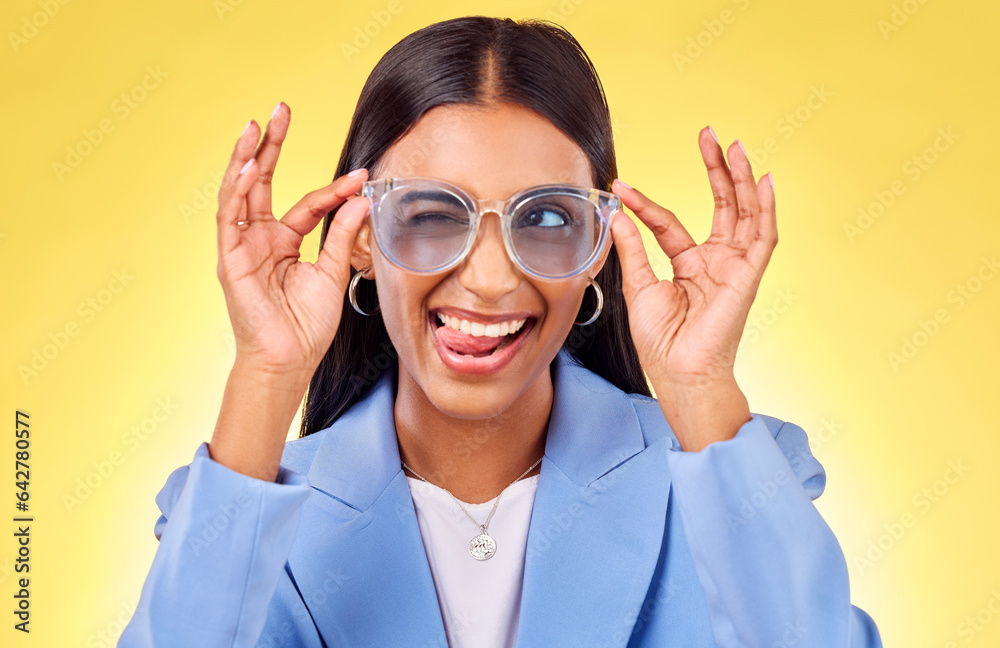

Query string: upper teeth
[437,313,527,338]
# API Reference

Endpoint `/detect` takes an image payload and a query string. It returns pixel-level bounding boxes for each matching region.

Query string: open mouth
[429,310,535,360]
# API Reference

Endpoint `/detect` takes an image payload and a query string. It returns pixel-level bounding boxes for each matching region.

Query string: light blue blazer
[120,348,882,647]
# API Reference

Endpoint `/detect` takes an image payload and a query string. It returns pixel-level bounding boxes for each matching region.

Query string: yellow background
[3,0,998,645]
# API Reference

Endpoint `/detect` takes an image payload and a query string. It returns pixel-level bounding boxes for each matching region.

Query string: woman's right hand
[207,103,369,480]
[216,102,370,380]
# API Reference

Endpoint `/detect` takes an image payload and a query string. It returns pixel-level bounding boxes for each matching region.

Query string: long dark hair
[300,16,650,437]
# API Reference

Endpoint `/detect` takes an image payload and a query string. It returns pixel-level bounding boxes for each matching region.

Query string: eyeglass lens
[376,186,603,277]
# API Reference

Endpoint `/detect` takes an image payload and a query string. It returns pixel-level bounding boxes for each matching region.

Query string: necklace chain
[401,455,543,534]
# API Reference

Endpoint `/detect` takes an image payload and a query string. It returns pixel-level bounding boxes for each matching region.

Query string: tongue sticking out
[435,324,506,357]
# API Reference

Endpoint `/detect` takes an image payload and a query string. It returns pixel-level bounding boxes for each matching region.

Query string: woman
[120,16,882,647]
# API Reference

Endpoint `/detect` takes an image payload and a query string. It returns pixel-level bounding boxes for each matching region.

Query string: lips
[428,309,536,375]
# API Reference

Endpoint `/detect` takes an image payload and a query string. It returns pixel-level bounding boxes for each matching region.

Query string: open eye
[516,206,571,228]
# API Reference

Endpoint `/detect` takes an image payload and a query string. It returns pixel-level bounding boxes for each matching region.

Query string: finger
[747,172,778,270]
[218,120,261,210]
[246,102,290,220]
[315,194,372,286]
[727,140,761,248]
[699,126,739,241]
[609,209,661,303]
[217,158,258,256]
[612,179,695,258]
[279,168,369,237]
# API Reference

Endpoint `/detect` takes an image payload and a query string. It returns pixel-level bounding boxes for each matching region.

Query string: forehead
[376,102,593,199]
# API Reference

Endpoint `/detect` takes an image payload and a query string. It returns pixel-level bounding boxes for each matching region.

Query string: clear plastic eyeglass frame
[360,177,621,281]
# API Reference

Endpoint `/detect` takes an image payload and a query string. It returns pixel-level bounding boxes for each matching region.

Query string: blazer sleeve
[664,414,883,647]
[118,442,316,647]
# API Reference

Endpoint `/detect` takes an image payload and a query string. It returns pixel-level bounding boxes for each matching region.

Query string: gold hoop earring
[348,266,380,316]
[574,278,603,327]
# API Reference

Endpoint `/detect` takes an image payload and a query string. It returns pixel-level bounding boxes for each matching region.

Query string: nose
[456,211,520,301]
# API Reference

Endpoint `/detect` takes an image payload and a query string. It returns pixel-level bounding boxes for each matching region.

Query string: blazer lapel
[286,366,449,647]
[515,350,673,648]
[284,349,673,648]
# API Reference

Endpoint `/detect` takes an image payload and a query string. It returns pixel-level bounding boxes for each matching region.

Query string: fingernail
[347,168,366,178]
[767,172,774,190]
[736,139,747,156]
[242,120,253,136]
[708,126,718,144]
[614,178,631,189]
[272,102,283,119]
[240,158,255,175]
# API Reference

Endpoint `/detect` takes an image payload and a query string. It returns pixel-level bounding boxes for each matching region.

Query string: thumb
[316,196,370,287]
[610,209,659,302]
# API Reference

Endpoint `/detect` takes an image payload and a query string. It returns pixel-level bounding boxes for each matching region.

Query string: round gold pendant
[469,533,497,560]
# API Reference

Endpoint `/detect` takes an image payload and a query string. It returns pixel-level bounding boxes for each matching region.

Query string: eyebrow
[392,183,594,207]
[397,190,462,206]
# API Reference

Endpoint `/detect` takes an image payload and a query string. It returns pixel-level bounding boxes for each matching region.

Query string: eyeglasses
[360,177,620,280]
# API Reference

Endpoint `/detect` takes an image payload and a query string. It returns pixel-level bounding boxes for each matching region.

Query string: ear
[350,218,375,278]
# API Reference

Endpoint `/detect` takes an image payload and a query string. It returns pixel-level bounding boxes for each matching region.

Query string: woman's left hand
[609,127,777,451]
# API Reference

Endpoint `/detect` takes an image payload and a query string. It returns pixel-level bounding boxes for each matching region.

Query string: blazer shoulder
[623,395,827,499]
[623,392,679,449]
[279,430,328,475]
[622,395,801,445]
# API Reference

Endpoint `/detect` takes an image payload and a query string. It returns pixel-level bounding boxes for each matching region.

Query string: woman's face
[352,102,609,420]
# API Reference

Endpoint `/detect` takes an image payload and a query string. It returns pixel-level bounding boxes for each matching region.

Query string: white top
[406,474,541,648]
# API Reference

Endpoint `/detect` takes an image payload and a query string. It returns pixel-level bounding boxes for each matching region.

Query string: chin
[422,381,522,421]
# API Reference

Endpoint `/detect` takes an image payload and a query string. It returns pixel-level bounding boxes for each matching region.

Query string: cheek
[540,281,588,333]
[370,257,408,336]
[370,260,437,348]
